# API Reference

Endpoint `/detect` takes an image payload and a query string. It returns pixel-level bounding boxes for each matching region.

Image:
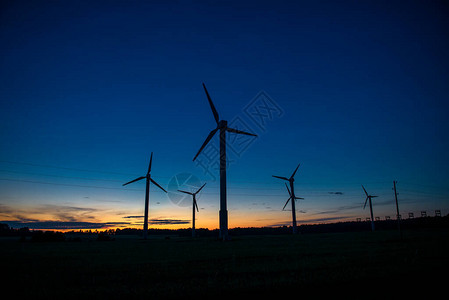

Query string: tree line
[1,214,447,240]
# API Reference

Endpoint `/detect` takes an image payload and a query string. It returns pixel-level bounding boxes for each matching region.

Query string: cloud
[123,216,144,219]
[148,218,190,225]
[312,204,361,215]
[1,221,130,230]
[268,216,350,227]
[38,205,99,222]
[0,204,129,230]
[0,204,40,223]
[328,191,344,195]
[299,216,350,223]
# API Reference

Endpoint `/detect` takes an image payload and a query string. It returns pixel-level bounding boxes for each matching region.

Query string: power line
[1,160,448,198]
[0,178,140,191]
[0,169,124,183]
[0,160,137,176]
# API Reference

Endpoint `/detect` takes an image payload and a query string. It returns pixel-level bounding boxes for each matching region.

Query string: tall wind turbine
[193,83,257,240]
[362,185,378,232]
[273,163,301,234]
[178,183,206,237]
[123,152,167,239]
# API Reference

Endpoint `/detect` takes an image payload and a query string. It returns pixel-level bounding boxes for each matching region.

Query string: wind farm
[1,1,449,299]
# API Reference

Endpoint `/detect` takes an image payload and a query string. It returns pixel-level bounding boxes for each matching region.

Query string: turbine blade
[123,176,146,186]
[295,197,304,200]
[195,182,207,194]
[371,195,378,198]
[147,152,153,175]
[178,190,194,195]
[193,128,218,161]
[203,83,219,124]
[194,199,199,212]
[150,178,167,193]
[363,196,369,209]
[273,175,289,181]
[226,127,257,137]
[361,185,369,197]
[291,163,300,179]
[283,197,291,210]
[285,182,292,197]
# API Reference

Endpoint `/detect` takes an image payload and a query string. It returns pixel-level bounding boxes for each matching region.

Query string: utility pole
[393,180,401,238]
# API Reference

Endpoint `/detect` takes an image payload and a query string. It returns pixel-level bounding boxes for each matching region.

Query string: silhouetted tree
[31,231,65,242]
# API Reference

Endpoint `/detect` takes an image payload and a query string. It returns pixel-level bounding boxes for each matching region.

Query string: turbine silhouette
[283,182,304,210]
[123,152,167,239]
[178,182,206,237]
[362,185,378,232]
[273,163,301,234]
[193,83,257,240]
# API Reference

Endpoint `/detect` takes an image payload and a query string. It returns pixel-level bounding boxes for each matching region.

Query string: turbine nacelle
[193,83,257,162]
[178,183,206,213]
[218,119,227,128]
[361,185,378,209]
[122,152,167,240]
[283,182,304,210]
[122,152,168,192]
[272,163,300,183]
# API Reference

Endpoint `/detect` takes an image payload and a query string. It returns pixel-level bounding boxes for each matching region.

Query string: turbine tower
[178,183,206,237]
[362,185,378,232]
[123,152,167,239]
[193,83,257,240]
[272,163,301,234]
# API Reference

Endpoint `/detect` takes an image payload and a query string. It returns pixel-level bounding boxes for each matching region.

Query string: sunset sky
[1,0,448,231]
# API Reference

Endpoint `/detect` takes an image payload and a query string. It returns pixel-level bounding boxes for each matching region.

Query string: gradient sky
[1,0,448,231]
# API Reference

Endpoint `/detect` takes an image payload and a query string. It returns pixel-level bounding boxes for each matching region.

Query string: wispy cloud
[312,204,360,216]
[39,204,99,222]
[0,204,113,229]
[148,218,190,225]
[268,216,351,227]
[1,221,130,230]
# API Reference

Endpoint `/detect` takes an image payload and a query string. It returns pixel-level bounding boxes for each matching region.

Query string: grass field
[1,229,448,299]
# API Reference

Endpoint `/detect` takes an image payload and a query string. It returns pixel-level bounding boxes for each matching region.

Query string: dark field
[2,229,448,299]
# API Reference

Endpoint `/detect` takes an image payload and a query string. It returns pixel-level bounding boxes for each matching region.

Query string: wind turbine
[362,185,378,232]
[178,182,206,237]
[283,182,304,210]
[193,83,257,240]
[123,152,167,239]
[272,163,301,234]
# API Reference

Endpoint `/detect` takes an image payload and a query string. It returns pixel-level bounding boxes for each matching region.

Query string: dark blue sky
[1,0,448,229]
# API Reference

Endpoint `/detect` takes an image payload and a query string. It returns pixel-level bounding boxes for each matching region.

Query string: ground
[1,229,448,299]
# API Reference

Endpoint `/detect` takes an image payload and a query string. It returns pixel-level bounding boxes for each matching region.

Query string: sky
[1,0,448,231]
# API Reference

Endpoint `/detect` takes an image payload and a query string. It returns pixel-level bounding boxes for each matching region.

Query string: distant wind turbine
[273,163,301,234]
[362,185,378,232]
[123,152,167,239]
[178,182,206,237]
[193,83,257,241]
[283,182,304,210]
